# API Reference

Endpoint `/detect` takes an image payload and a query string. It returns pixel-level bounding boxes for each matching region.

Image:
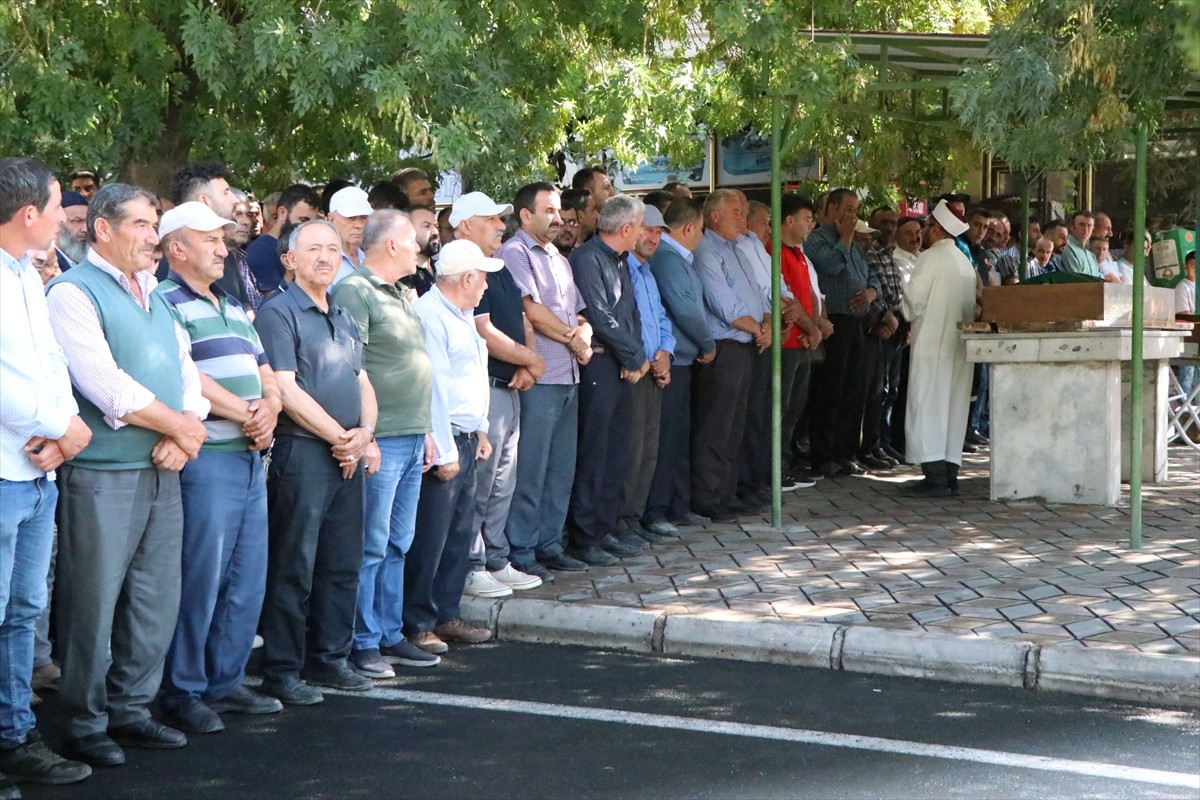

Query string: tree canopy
[12,0,1180,202]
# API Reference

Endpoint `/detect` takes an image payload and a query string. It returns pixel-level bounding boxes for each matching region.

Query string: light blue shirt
[413,285,489,465]
[0,249,78,481]
[694,229,766,343]
[626,253,676,362]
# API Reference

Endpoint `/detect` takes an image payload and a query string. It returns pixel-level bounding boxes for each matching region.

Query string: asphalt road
[26,643,1200,800]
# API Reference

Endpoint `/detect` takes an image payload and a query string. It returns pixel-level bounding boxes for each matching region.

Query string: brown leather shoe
[433,619,492,644]
[407,631,449,655]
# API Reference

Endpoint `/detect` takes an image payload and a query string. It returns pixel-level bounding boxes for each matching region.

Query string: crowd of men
[0,152,1168,797]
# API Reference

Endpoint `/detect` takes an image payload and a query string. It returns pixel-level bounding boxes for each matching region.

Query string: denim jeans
[354,434,424,651]
[162,451,268,709]
[0,477,57,748]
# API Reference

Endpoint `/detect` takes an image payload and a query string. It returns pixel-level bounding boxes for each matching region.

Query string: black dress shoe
[691,505,733,523]
[858,454,894,470]
[109,718,187,750]
[538,552,589,572]
[160,698,225,734]
[965,429,989,445]
[671,511,710,526]
[567,546,618,566]
[0,773,19,800]
[62,733,125,768]
[903,480,954,498]
[598,534,640,557]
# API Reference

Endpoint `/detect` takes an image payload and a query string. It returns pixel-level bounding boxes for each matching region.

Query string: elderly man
[326,186,373,284]
[861,210,905,469]
[168,163,254,306]
[154,203,284,733]
[891,216,923,282]
[405,241,499,654]
[0,158,94,793]
[620,204,676,541]
[567,195,648,564]
[902,200,977,497]
[393,167,436,210]
[55,191,89,270]
[804,188,882,478]
[246,183,321,297]
[46,184,210,766]
[331,211,441,678]
[499,188,593,575]
[643,199,715,533]
[254,220,378,705]
[1060,210,1100,277]
[464,186,546,593]
[690,189,770,520]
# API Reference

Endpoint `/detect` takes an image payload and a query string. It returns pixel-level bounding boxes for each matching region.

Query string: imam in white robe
[902,237,977,466]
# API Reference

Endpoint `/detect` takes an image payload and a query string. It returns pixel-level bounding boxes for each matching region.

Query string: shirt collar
[514,228,560,258]
[356,264,405,297]
[0,248,27,275]
[660,233,693,264]
[428,284,472,321]
[285,280,331,313]
[166,270,228,303]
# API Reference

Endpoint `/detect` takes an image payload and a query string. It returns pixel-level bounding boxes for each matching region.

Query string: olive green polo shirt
[331,267,433,438]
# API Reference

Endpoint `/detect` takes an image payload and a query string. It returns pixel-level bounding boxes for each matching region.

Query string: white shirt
[891,246,919,286]
[1177,279,1196,315]
[413,285,489,465]
[45,249,209,432]
[1098,256,1122,282]
[0,249,78,481]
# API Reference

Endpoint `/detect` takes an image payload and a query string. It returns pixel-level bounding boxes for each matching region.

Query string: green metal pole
[1129,124,1148,549]
[1020,173,1031,282]
[770,91,783,529]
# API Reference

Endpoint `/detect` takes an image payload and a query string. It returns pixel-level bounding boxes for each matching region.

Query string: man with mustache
[54,191,89,270]
[46,183,211,766]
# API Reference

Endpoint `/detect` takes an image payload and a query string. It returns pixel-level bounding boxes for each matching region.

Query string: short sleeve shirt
[254,282,363,436]
[474,267,526,384]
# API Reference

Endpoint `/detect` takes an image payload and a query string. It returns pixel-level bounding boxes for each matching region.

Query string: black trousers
[858,333,887,456]
[404,433,478,634]
[808,314,867,466]
[643,364,692,523]
[690,339,754,506]
[880,336,907,450]
[569,352,633,549]
[261,435,364,681]
[738,348,772,496]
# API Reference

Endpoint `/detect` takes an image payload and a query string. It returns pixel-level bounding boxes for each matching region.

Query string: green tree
[2,0,1022,198]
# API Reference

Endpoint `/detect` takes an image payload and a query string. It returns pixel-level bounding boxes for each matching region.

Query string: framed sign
[717,132,820,186]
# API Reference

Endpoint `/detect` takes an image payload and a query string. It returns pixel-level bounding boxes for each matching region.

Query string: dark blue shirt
[246,234,283,293]
[474,267,526,383]
[254,283,363,437]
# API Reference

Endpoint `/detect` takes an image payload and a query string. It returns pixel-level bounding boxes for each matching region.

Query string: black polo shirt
[473,267,527,384]
[254,282,363,436]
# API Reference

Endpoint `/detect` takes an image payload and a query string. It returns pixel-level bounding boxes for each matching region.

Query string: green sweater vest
[51,262,184,470]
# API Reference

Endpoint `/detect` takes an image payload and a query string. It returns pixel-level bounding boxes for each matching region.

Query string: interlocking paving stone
[527,450,1198,658]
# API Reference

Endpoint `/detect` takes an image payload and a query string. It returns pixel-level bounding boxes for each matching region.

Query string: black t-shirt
[474,267,526,383]
[400,264,436,297]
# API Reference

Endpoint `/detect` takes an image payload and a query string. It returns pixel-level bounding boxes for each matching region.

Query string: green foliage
[952,0,1195,176]
[1,0,1027,199]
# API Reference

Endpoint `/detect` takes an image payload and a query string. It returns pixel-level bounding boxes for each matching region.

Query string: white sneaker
[463,570,513,598]
[491,564,543,591]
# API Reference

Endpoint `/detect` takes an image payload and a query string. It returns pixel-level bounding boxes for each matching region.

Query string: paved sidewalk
[467,446,1200,705]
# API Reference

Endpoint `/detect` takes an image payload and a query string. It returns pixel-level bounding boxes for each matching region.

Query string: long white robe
[902,237,977,466]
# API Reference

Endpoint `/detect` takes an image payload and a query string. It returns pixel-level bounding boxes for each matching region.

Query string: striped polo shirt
[155,273,267,451]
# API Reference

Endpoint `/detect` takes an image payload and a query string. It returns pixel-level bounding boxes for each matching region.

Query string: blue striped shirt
[626,252,676,362]
[156,274,267,451]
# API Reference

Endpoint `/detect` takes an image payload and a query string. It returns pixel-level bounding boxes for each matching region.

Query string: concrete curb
[460,596,1200,708]
[661,613,838,669]
[1036,646,1200,706]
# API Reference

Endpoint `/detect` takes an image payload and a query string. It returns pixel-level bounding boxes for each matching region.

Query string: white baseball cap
[158,201,234,238]
[449,192,513,228]
[854,219,879,235]
[328,186,373,218]
[437,239,504,277]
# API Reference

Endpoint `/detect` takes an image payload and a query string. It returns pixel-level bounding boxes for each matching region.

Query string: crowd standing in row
[0,154,1156,797]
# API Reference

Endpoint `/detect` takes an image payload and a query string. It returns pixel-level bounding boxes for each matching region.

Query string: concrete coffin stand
[964,330,1186,505]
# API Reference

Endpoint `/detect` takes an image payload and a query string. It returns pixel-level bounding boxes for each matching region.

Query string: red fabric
[774,240,813,350]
